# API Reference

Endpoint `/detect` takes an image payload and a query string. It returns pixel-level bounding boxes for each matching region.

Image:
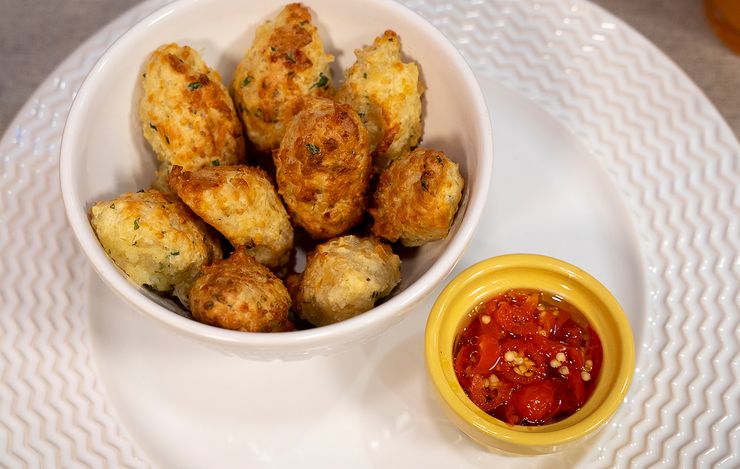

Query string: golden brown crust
[336,30,424,172]
[274,97,372,239]
[293,235,400,326]
[89,189,223,305]
[370,147,464,246]
[231,3,335,153]
[189,247,293,332]
[139,44,246,190]
[168,165,293,269]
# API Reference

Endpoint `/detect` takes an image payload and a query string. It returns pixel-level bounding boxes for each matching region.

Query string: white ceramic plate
[1,0,738,468]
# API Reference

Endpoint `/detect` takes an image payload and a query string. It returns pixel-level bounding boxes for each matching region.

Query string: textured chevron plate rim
[1,0,738,468]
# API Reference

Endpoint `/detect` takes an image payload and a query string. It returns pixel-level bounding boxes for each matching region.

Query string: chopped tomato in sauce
[453,289,603,426]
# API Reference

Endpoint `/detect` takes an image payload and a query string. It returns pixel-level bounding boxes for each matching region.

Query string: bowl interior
[60,0,492,355]
[425,254,634,452]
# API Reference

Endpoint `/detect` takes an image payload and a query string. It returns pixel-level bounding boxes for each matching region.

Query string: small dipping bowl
[424,254,635,454]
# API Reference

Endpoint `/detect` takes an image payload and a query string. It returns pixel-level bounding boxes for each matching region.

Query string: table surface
[2,0,740,140]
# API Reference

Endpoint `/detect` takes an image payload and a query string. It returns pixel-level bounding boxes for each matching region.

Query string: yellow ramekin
[424,254,635,454]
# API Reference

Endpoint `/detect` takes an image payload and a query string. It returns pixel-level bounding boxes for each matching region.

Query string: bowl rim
[58,0,494,351]
[424,253,635,448]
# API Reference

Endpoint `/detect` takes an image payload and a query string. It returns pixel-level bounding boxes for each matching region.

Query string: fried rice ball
[139,43,246,191]
[336,30,424,171]
[89,189,223,304]
[274,97,372,239]
[189,247,293,332]
[231,3,334,153]
[370,147,464,247]
[168,165,293,269]
[292,235,401,326]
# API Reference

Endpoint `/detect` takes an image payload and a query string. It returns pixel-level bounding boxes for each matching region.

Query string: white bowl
[60,0,493,360]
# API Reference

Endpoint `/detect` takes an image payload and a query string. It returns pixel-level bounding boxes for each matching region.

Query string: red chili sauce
[453,289,603,426]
